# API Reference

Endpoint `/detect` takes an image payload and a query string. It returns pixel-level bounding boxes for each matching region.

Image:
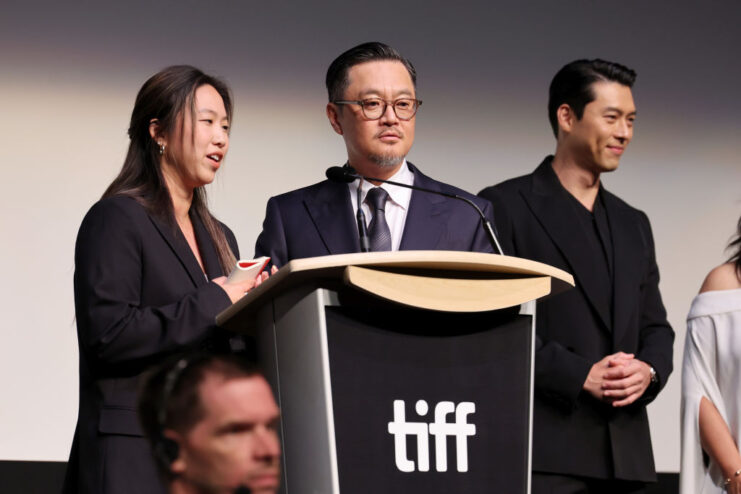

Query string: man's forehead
[589,81,635,110]
[345,60,415,95]
[198,374,278,421]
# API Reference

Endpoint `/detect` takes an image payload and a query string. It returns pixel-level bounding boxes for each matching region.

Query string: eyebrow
[197,108,229,121]
[213,420,253,434]
[358,89,415,99]
[604,106,637,116]
[214,413,281,434]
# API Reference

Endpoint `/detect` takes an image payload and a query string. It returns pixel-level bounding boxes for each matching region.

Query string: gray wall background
[1,0,739,472]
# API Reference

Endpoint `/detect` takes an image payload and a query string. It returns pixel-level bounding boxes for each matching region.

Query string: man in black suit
[255,42,496,264]
[478,60,674,493]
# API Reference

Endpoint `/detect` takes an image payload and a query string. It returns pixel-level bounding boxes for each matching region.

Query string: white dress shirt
[348,160,414,251]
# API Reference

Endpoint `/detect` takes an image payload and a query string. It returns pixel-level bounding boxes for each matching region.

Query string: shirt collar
[350,160,414,210]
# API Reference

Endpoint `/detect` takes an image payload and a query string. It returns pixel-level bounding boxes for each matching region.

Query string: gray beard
[369,153,405,168]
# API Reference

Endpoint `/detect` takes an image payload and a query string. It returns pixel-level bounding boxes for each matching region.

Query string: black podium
[217,251,573,494]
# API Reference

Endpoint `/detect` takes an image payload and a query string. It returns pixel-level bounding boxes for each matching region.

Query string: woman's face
[166,84,230,190]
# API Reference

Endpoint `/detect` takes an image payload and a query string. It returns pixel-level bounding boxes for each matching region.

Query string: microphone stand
[356,178,370,252]
[362,174,504,256]
[327,166,504,255]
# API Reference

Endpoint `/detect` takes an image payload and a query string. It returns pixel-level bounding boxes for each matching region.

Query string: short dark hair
[138,353,262,476]
[325,41,417,102]
[548,59,637,138]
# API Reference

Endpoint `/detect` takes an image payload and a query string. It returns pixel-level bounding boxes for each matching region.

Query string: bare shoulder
[699,263,741,293]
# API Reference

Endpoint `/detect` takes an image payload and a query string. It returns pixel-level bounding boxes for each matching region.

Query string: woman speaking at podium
[63,66,263,494]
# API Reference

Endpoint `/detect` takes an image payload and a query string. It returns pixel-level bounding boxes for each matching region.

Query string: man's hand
[601,357,653,407]
[583,352,634,402]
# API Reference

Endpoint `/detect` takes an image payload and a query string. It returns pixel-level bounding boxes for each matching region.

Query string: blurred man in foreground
[139,354,281,494]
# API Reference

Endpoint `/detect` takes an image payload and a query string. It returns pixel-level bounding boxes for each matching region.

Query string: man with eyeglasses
[255,41,495,266]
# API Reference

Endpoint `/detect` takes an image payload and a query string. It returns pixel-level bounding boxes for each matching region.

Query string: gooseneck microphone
[325,165,504,255]
[356,183,371,253]
[327,167,371,252]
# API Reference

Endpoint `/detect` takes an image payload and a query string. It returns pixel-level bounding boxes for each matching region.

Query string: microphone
[326,166,371,252]
[325,166,356,183]
[233,486,251,494]
[325,165,504,255]
[356,185,371,253]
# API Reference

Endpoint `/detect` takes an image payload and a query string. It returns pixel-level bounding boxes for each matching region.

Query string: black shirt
[567,188,614,327]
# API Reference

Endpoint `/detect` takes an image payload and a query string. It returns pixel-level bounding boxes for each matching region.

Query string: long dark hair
[728,215,741,278]
[103,65,236,275]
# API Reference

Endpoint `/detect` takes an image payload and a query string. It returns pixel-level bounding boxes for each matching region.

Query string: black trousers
[532,472,647,494]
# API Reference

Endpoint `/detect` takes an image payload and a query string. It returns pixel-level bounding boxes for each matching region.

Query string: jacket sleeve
[254,196,288,268]
[74,200,233,365]
[634,211,675,402]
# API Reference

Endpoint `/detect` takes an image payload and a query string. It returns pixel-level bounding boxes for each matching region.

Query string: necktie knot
[365,187,389,213]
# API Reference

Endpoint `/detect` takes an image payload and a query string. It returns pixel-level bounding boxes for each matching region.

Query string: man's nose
[254,429,281,458]
[615,119,632,142]
[379,102,399,125]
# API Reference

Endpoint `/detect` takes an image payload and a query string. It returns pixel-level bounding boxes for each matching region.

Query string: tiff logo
[387,399,476,473]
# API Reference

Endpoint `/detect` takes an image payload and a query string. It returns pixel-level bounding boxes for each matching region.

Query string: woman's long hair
[728,215,741,279]
[103,65,236,275]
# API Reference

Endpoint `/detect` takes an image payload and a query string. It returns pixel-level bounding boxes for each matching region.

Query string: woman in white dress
[681,216,741,493]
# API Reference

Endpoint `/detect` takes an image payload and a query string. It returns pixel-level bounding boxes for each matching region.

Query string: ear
[556,104,575,136]
[149,118,165,146]
[326,103,343,136]
[164,430,187,475]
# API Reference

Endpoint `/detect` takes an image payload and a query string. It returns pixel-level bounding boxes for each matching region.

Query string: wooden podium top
[217,251,574,331]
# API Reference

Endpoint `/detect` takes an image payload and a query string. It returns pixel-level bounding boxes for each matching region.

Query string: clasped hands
[583,352,652,407]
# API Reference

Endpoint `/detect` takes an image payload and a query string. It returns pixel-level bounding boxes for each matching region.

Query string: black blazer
[63,196,238,494]
[478,157,674,482]
[254,162,496,265]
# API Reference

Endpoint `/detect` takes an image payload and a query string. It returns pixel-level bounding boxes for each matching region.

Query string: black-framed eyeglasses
[333,97,422,121]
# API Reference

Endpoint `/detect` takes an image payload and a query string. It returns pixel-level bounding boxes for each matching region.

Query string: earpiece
[153,357,190,469]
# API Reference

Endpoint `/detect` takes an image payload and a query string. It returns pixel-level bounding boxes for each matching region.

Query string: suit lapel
[148,212,207,288]
[522,159,612,331]
[398,163,447,250]
[603,190,639,342]
[304,179,360,255]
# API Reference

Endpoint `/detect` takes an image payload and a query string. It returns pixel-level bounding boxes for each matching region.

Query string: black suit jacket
[63,196,238,494]
[478,157,674,482]
[254,162,495,265]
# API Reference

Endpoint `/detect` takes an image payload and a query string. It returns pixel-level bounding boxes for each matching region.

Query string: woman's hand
[213,266,278,303]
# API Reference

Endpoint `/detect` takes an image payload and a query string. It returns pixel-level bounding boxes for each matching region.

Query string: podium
[217,251,573,494]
